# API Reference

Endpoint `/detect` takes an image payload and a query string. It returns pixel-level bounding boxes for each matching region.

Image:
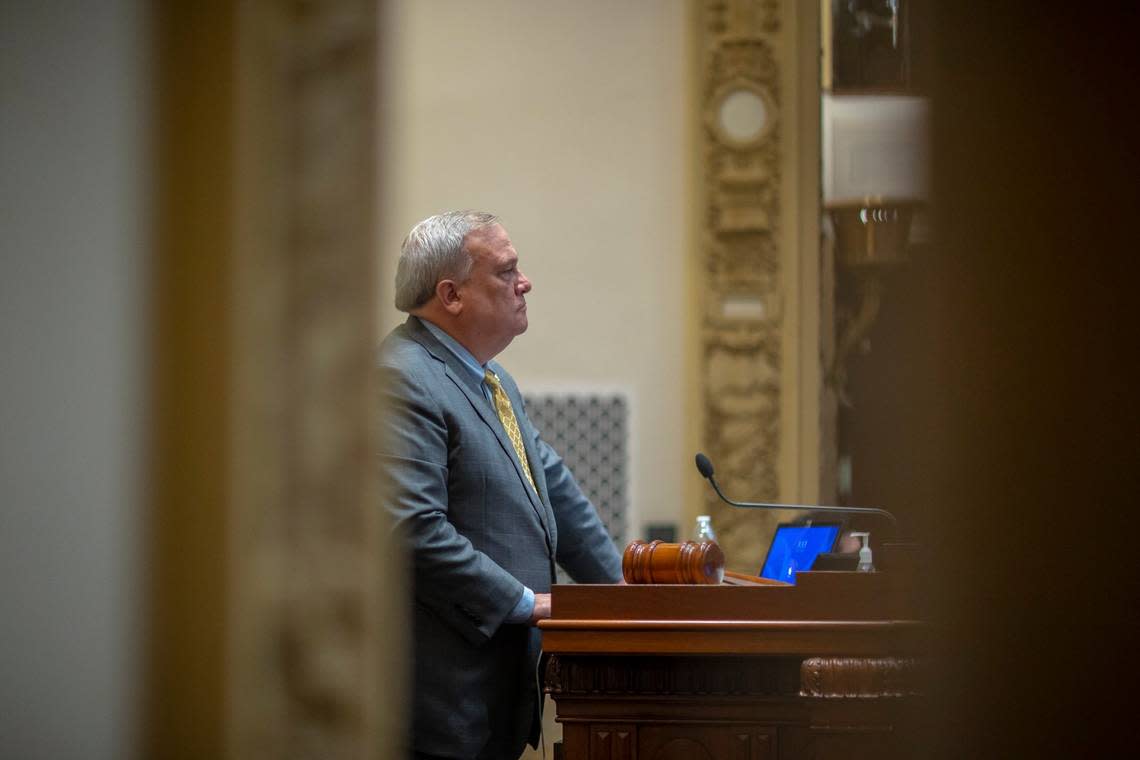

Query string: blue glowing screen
[759,524,841,584]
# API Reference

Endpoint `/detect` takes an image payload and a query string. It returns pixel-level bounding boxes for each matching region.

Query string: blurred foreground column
[915,2,1138,757]
[149,2,402,758]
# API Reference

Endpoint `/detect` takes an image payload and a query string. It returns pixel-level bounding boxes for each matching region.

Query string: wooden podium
[538,569,924,760]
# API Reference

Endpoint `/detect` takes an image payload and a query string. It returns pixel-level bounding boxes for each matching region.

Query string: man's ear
[436,279,463,315]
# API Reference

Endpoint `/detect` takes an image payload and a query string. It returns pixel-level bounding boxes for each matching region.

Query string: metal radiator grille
[523,392,629,578]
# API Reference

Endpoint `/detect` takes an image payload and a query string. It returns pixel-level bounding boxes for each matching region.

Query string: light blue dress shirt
[415,317,536,624]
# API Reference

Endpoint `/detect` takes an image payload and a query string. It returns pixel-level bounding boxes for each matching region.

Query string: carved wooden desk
[539,572,924,760]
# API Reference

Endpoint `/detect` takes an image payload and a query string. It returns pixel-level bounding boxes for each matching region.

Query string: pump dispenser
[851,532,874,572]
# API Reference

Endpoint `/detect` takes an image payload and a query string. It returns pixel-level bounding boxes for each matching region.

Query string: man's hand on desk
[530,593,551,624]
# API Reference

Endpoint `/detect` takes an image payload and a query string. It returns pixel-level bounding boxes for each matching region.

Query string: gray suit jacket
[377,317,622,759]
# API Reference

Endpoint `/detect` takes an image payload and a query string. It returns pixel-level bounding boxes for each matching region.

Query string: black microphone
[694,452,897,527]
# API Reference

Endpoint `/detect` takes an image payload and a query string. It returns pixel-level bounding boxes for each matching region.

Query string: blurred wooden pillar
[149,2,234,756]
[149,2,399,758]
[912,2,1138,756]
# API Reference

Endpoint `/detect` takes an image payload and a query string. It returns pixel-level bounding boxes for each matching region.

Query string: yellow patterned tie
[484,370,537,493]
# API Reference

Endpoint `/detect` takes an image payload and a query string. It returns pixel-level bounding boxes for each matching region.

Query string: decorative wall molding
[698,0,786,568]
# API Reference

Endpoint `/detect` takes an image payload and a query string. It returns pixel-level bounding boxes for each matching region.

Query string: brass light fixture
[825,197,922,405]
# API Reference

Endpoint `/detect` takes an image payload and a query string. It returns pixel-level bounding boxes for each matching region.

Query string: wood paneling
[542,573,922,759]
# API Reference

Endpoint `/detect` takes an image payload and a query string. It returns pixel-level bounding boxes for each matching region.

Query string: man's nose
[517,271,532,294]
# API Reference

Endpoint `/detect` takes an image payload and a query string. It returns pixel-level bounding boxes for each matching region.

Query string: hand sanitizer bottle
[695,515,717,543]
[850,531,874,572]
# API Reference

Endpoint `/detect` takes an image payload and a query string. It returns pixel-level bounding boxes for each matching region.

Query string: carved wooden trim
[698,0,786,569]
[545,654,800,697]
[591,725,635,760]
[548,654,922,699]
[799,656,923,698]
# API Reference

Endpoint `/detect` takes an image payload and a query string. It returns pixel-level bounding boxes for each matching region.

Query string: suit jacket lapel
[402,319,553,540]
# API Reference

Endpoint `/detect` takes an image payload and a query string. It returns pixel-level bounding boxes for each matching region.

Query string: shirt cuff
[505,586,535,624]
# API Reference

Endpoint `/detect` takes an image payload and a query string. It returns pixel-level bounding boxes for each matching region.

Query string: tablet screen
[759,523,841,584]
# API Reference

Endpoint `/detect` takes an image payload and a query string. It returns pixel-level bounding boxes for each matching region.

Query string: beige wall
[379,0,693,538]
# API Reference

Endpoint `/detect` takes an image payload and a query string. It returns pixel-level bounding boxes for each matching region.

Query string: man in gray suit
[378,211,623,760]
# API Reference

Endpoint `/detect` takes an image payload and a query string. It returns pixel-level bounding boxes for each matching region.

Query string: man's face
[456,223,532,360]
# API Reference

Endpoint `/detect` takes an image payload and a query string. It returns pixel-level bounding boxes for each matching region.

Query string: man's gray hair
[394,210,500,312]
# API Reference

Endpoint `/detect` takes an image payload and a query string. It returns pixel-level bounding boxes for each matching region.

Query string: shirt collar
[415,316,487,385]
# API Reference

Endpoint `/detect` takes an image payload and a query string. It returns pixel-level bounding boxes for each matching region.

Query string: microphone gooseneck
[693,452,898,527]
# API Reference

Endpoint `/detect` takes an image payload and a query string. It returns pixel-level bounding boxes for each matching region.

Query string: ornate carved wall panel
[698,0,787,569]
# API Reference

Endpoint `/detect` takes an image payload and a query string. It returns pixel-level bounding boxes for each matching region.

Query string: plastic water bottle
[695,514,717,543]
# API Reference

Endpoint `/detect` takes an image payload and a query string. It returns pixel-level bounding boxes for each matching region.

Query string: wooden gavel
[622,539,725,585]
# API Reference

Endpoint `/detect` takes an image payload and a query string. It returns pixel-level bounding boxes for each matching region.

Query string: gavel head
[622,539,725,585]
